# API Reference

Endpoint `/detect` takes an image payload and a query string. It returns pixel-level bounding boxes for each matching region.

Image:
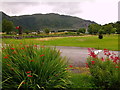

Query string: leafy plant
[2,44,70,89]
[86,48,120,88]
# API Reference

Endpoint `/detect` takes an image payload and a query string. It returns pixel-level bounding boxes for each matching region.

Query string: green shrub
[2,44,70,89]
[87,48,120,88]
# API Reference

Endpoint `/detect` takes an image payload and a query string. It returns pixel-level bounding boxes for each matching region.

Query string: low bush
[87,48,120,88]
[2,44,70,89]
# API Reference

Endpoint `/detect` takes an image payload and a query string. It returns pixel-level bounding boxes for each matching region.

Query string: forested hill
[1,12,96,30]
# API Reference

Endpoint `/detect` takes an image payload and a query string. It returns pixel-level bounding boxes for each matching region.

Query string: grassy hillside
[1,12,96,31]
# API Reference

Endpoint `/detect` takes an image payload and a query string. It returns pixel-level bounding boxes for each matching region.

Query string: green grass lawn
[69,73,95,88]
[2,34,119,51]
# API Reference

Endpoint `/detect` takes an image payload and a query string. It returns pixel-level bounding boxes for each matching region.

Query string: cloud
[0,0,95,16]
[0,2,40,15]
[43,2,82,15]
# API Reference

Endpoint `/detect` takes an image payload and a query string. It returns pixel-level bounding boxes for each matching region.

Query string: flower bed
[86,48,120,88]
[2,44,71,89]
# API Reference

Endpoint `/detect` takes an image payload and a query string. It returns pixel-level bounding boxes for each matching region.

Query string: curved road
[55,46,119,67]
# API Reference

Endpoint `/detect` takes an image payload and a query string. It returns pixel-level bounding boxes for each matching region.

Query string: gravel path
[55,46,119,67]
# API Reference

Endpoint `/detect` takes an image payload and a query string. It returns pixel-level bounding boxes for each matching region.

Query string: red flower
[7,64,10,66]
[2,48,5,50]
[11,48,15,50]
[6,55,10,57]
[91,61,95,64]
[69,65,73,68]
[41,46,45,48]
[115,57,119,60]
[30,60,34,62]
[115,66,119,68]
[10,68,14,71]
[112,52,116,55]
[88,48,97,58]
[88,48,91,53]
[89,52,97,58]
[104,48,108,51]
[21,47,25,49]
[22,82,26,84]
[104,49,111,56]
[26,71,31,73]
[4,56,9,59]
[85,63,89,68]
[25,45,29,48]
[101,57,105,61]
[27,75,33,77]
[33,45,37,47]
[12,51,17,54]
[16,26,20,29]
[110,56,114,60]
[20,43,22,44]
[40,54,45,57]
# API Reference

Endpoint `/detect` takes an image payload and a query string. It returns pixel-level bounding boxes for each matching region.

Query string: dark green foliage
[2,44,70,89]
[114,21,120,34]
[111,28,117,34]
[44,28,50,34]
[87,49,120,88]
[77,28,86,34]
[2,19,15,34]
[25,30,30,34]
[88,24,101,34]
[103,24,113,34]
[98,29,104,34]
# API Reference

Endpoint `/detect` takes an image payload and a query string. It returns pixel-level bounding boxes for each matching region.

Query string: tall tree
[77,28,86,34]
[103,24,113,34]
[88,24,101,34]
[44,28,50,34]
[2,19,14,34]
[114,21,120,34]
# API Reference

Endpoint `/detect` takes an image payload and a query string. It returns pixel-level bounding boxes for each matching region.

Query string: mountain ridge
[1,11,96,31]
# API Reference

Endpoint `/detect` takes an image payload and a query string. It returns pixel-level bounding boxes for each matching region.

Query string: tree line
[2,19,120,35]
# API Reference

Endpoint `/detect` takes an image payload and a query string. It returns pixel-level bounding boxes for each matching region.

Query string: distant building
[118,1,120,21]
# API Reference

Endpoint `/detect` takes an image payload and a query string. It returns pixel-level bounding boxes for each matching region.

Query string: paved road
[55,46,119,67]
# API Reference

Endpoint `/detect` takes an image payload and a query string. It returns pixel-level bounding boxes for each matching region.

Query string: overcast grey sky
[0,0,119,25]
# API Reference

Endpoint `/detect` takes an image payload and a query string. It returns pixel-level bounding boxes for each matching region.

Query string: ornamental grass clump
[2,44,70,89]
[87,48,120,88]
